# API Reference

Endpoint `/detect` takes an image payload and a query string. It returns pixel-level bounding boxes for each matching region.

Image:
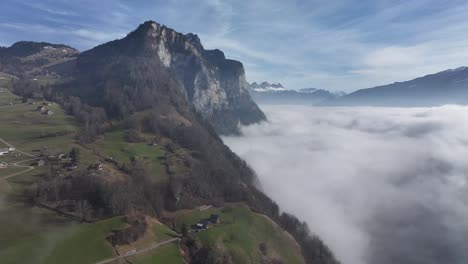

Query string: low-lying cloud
[223,105,468,264]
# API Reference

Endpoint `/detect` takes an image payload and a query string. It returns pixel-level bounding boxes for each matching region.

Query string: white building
[0,148,9,156]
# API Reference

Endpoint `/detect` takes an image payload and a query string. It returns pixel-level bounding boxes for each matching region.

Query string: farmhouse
[191,215,221,232]
[36,106,46,112]
[58,153,70,161]
[64,163,78,171]
[0,148,9,156]
[149,138,159,146]
[37,159,46,167]
[8,147,15,152]
[209,214,220,224]
[94,162,104,171]
[192,221,209,231]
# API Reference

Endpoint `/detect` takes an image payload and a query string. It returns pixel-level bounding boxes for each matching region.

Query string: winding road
[0,137,36,158]
[0,137,38,183]
[95,237,180,264]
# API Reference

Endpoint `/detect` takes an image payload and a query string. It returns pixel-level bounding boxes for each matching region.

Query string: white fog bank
[223,105,468,264]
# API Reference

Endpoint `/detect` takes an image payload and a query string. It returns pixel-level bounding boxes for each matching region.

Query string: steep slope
[327,67,468,106]
[248,82,345,105]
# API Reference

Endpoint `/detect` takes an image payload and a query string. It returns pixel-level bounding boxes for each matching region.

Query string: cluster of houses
[191,214,220,232]
[36,150,79,170]
[0,147,16,156]
[45,152,72,162]
[93,162,104,171]
[148,138,159,146]
[0,148,17,168]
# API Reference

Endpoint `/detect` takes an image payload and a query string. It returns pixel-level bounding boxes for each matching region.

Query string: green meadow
[175,205,304,264]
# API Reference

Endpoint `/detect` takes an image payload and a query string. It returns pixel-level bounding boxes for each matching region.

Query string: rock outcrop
[107,21,265,134]
[139,21,265,134]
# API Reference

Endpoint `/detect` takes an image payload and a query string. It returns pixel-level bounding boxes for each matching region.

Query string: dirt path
[95,237,180,264]
[0,137,39,188]
[1,157,39,180]
[0,137,36,158]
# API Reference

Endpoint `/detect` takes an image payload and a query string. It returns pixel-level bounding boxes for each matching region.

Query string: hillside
[0,84,308,264]
[326,67,468,106]
[0,21,339,264]
[0,41,79,78]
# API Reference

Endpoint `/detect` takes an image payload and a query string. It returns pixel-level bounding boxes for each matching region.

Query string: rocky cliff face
[1,22,265,134]
[134,21,265,134]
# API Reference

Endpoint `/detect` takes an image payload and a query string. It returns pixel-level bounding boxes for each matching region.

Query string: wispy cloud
[72,29,126,44]
[1,0,468,91]
[25,3,77,16]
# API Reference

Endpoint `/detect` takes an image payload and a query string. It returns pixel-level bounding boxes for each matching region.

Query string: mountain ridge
[325,66,468,106]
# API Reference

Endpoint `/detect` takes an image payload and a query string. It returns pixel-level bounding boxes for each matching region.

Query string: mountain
[248,82,346,105]
[327,67,468,106]
[0,41,79,78]
[3,21,339,264]
[77,21,265,134]
[249,81,287,92]
[1,22,265,135]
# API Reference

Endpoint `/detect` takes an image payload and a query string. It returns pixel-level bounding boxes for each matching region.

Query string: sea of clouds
[223,105,468,264]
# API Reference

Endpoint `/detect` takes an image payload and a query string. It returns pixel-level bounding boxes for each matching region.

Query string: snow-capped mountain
[248,82,346,105]
[249,82,287,92]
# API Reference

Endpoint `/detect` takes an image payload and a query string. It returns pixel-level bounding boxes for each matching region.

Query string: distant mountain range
[248,82,346,105]
[326,67,468,106]
[252,67,468,107]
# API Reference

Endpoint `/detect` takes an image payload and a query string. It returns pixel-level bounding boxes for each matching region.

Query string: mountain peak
[443,66,468,73]
[249,81,286,92]
[78,20,265,134]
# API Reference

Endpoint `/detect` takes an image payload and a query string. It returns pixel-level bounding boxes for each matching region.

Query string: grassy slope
[129,243,183,264]
[94,130,168,183]
[0,88,126,264]
[0,203,126,264]
[0,87,180,264]
[0,166,27,178]
[175,205,305,264]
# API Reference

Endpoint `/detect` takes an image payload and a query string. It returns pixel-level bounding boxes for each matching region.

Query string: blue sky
[1,0,468,91]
